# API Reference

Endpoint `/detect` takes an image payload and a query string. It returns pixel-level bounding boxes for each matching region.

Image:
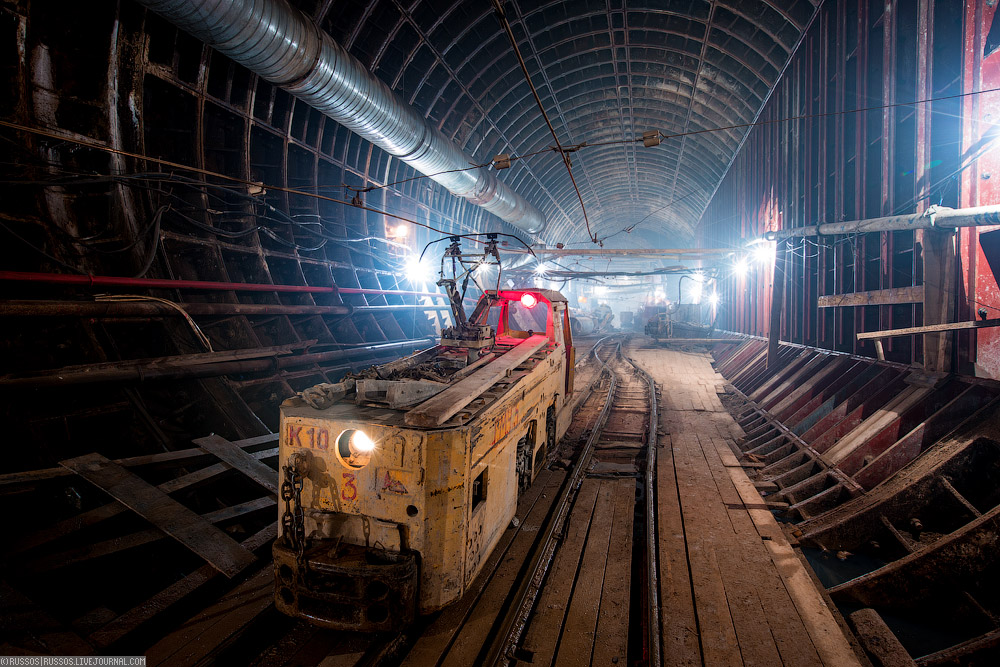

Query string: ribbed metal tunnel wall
[699,0,1000,377]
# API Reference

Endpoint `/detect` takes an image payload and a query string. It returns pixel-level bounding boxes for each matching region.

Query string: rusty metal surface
[273,541,418,632]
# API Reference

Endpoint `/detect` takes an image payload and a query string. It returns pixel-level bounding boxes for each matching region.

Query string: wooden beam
[405,335,548,427]
[194,435,278,495]
[60,453,256,577]
[145,568,275,667]
[922,230,956,372]
[0,433,277,489]
[817,286,924,308]
[89,525,274,649]
[848,608,917,667]
[11,446,277,556]
[767,241,787,370]
[512,247,733,258]
[28,497,275,573]
[856,318,1000,340]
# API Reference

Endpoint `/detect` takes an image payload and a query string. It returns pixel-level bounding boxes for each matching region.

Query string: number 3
[341,472,357,501]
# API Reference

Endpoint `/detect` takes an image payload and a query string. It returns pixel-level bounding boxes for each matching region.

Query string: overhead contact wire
[491,0,598,245]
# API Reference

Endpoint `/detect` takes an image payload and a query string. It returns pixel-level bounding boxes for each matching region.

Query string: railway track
[481,339,661,667]
[208,336,660,667]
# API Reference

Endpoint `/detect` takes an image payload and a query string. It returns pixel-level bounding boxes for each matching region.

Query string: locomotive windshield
[508,300,548,332]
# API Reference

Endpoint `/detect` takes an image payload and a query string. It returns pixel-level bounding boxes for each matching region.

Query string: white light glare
[534,262,548,275]
[709,292,720,306]
[351,430,376,453]
[734,257,749,278]
[405,255,434,284]
[752,242,775,264]
[688,280,703,304]
[594,285,609,296]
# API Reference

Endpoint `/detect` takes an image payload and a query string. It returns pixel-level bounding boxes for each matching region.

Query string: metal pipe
[0,300,350,317]
[137,0,545,235]
[0,300,453,317]
[0,270,445,298]
[0,338,434,387]
[763,204,1000,241]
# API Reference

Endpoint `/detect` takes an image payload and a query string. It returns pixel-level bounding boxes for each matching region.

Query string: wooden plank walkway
[630,344,862,667]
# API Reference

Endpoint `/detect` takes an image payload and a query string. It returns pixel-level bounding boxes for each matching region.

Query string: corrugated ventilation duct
[138,0,546,235]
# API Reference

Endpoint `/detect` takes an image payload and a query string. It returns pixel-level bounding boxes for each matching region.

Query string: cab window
[508,300,549,333]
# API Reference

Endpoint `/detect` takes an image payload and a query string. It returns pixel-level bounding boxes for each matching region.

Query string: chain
[281,453,307,562]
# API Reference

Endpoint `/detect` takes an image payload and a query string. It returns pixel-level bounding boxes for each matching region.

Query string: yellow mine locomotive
[273,283,575,631]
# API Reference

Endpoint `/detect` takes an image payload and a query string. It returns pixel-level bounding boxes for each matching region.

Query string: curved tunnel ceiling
[307,0,820,247]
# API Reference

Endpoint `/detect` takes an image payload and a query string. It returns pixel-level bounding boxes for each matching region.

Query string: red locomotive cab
[481,289,574,395]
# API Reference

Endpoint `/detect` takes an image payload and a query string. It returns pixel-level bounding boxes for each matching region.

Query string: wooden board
[855,317,1000,339]
[655,430,701,666]
[706,435,861,667]
[0,433,277,488]
[194,434,279,494]
[817,286,924,308]
[553,481,617,666]
[59,453,256,577]
[591,478,635,665]
[146,568,274,667]
[28,498,274,573]
[13,445,277,556]
[629,345,862,667]
[405,334,548,427]
[518,479,601,666]
[89,525,274,649]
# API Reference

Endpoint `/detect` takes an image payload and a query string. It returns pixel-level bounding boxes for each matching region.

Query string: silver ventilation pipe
[762,204,1000,241]
[138,0,546,235]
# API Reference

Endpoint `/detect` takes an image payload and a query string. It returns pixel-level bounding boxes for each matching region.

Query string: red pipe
[0,270,444,299]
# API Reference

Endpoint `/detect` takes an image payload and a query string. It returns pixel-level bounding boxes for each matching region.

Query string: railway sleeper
[771,457,826,488]
[744,422,778,443]
[777,470,836,505]
[788,482,850,521]
[760,442,800,468]
[745,434,788,457]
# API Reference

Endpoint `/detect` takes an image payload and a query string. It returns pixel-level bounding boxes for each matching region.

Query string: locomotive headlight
[337,429,375,468]
[351,430,376,454]
[520,292,538,308]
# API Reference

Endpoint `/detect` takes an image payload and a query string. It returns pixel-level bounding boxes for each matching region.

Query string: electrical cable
[0,117,497,241]
[491,0,598,244]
